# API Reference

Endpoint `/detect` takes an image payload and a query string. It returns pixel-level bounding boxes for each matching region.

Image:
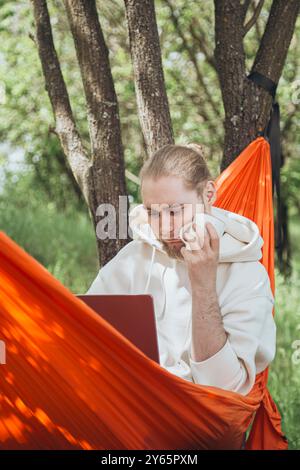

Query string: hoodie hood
[129,203,264,262]
[129,203,264,295]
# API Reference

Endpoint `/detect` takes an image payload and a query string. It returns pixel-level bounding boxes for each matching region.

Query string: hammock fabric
[0,137,287,450]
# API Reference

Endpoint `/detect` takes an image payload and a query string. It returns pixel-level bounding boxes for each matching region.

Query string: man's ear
[204,180,217,205]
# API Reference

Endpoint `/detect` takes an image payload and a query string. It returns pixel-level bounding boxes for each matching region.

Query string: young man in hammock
[86,143,276,396]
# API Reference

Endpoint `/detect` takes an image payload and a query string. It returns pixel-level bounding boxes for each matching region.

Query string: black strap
[266,103,284,256]
[248,71,277,99]
[247,71,284,263]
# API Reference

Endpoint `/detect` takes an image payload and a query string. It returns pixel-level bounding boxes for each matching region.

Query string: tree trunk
[32,0,130,266]
[214,0,300,171]
[64,0,131,266]
[214,0,299,274]
[124,0,174,156]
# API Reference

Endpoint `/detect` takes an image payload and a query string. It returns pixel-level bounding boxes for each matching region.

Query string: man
[87,143,276,396]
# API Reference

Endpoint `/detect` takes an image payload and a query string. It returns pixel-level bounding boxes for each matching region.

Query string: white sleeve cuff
[189,338,243,389]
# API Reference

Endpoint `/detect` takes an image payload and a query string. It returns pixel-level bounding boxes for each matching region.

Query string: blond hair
[139,143,212,197]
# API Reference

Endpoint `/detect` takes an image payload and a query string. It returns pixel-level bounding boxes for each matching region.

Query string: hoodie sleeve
[188,261,276,395]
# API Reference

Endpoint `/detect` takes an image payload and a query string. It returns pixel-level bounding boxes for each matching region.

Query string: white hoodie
[86,204,276,396]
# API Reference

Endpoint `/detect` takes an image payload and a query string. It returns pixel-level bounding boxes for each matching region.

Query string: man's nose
[160,214,174,238]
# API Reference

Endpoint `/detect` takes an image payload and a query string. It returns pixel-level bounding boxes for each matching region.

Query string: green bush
[0,180,98,293]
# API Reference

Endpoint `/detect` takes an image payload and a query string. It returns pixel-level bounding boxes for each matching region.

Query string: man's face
[141,176,209,260]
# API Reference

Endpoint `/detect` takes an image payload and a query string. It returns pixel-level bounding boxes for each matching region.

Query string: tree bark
[64,0,130,265]
[32,0,130,266]
[214,0,300,171]
[31,0,91,204]
[124,0,174,156]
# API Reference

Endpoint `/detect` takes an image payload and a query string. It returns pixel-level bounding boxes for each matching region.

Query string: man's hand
[180,221,220,294]
[180,221,226,362]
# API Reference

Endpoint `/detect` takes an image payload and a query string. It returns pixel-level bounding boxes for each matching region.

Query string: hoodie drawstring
[144,245,167,321]
[144,245,156,294]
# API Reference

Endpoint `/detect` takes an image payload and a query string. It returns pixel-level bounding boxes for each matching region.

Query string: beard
[160,239,185,260]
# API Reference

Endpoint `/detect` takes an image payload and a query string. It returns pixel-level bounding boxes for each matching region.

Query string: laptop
[76,294,160,364]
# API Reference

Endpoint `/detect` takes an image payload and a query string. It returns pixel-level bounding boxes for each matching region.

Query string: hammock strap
[247,71,277,98]
[248,71,284,264]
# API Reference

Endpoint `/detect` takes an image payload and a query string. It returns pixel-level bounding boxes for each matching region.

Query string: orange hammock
[0,137,287,450]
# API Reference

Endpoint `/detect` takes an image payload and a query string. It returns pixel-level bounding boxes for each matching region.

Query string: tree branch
[251,0,300,83]
[31,0,91,204]
[243,0,265,37]
[242,0,252,18]
[189,19,217,72]
[214,0,246,115]
[164,0,220,118]
[124,0,174,156]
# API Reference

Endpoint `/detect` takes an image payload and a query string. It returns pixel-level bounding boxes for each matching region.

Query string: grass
[268,214,300,449]
[0,199,99,294]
